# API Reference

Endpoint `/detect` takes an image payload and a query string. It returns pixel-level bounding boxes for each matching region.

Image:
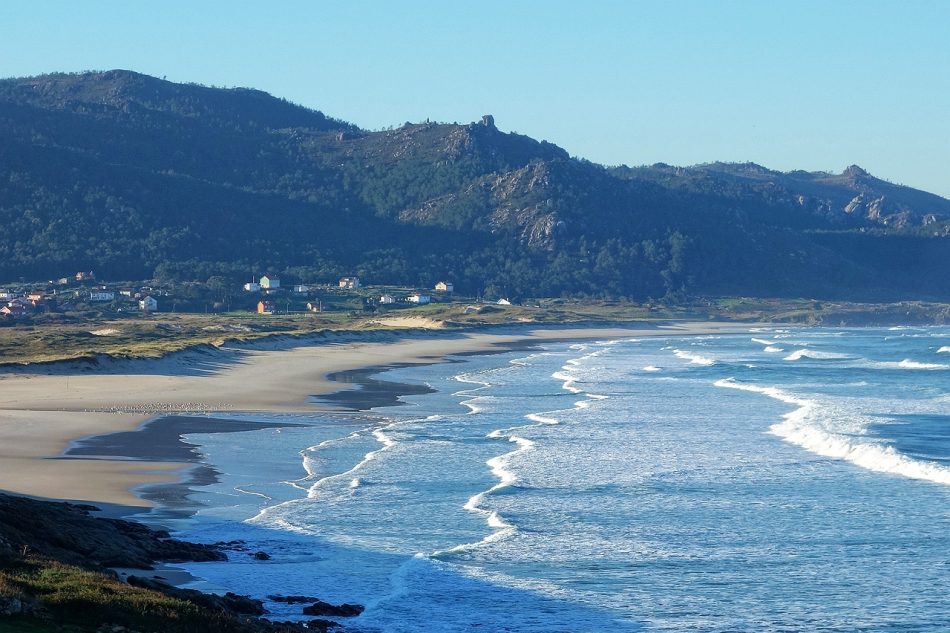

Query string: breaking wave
[673,349,716,365]
[714,378,950,487]
[784,349,853,361]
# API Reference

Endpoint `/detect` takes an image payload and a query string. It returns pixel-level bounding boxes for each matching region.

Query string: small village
[0,271,514,323]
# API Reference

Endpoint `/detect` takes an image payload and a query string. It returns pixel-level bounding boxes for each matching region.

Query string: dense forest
[1,70,948,301]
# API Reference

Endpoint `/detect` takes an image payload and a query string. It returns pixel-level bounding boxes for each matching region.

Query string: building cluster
[0,271,159,320]
[246,275,456,316]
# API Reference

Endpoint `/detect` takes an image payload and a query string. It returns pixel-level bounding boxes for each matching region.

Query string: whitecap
[445,431,532,554]
[673,349,715,365]
[896,359,948,370]
[552,370,582,394]
[525,413,559,425]
[714,378,950,487]
[784,349,852,361]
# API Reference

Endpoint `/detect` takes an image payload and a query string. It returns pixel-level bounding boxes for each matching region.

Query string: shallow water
[165,326,950,632]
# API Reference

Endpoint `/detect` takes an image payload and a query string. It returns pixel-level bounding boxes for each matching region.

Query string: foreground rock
[0,493,225,568]
[128,576,266,615]
[302,600,365,617]
[269,595,322,604]
[0,493,340,632]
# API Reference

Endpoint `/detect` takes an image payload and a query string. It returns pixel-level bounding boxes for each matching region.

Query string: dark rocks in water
[127,576,265,616]
[222,592,268,616]
[217,540,249,550]
[252,551,271,560]
[269,595,322,604]
[0,493,341,633]
[306,619,342,631]
[0,493,225,570]
[302,600,364,617]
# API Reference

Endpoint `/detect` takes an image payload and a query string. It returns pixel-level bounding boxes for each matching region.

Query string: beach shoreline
[0,321,752,510]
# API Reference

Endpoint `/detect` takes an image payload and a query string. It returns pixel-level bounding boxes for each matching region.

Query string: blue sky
[3,1,949,196]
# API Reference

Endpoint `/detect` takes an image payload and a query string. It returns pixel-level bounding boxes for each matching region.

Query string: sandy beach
[0,321,749,508]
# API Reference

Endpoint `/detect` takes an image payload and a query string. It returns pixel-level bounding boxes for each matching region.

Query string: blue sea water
[160,326,950,632]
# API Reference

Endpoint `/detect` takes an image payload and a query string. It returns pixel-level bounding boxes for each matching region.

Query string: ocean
[156,326,950,632]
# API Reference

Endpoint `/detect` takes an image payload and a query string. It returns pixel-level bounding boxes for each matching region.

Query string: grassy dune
[0,299,946,367]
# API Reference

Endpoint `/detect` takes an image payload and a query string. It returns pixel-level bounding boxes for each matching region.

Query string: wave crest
[714,378,950,487]
[673,349,716,366]
[784,349,852,361]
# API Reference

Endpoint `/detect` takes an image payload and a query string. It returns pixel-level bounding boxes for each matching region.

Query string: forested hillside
[1,70,948,300]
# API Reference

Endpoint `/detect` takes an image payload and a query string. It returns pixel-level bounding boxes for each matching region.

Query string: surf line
[454,369,496,414]
[714,377,950,487]
[435,345,613,557]
[248,414,441,531]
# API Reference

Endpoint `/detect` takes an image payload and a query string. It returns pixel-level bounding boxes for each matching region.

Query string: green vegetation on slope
[1,70,948,301]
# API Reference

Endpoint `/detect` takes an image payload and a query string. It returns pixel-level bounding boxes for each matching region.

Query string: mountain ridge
[1,70,947,300]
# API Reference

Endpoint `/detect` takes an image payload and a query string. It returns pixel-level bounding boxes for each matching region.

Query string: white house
[293,285,311,294]
[339,276,361,289]
[243,282,261,292]
[89,291,115,302]
[260,275,280,289]
[434,281,454,293]
[496,298,511,305]
[407,293,431,305]
[379,294,396,304]
[139,296,158,311]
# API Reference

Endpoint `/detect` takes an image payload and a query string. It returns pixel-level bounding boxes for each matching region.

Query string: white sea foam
[509,352,548,367]
[525,413,559,425]
[937,346,950,354]
[461,395,494,414]
[303,427,395,500]
[751,337,777,346]
[784,349,852,361]
[714,378,950,487]
[294,431,366,485]
[444,432,532,554]
[673,349,715,365]
[552,370,582,394]
[895,359,948,370]
[763,346,784,353]
[642,365,661,372]
[453,372,492,392]
[251,415,443,527]
[233,485,272,501]
[856,359,950,371]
